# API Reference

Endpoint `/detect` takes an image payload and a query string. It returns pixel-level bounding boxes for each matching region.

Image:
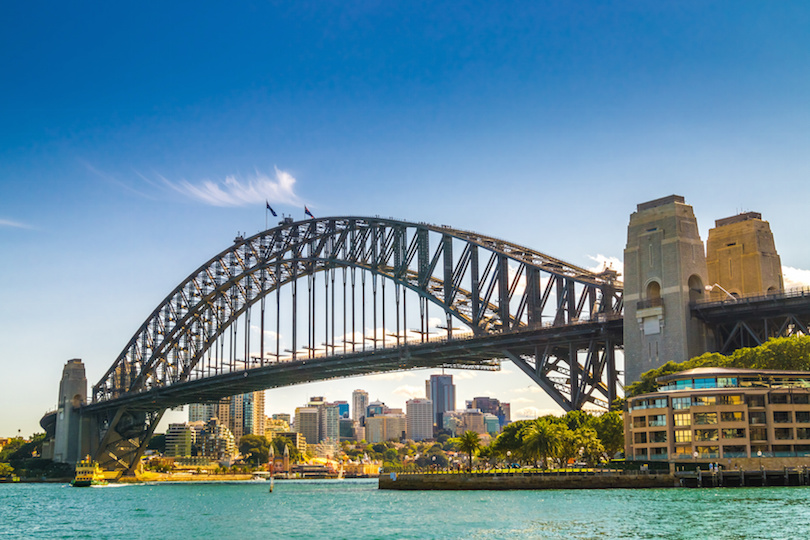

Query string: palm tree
[521,419,562,469]
[457,431,481,471]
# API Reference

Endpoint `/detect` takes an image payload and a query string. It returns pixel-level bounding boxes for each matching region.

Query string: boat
[71,456,108,487]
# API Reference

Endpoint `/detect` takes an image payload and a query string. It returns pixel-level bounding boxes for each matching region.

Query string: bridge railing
[692,286,810,307]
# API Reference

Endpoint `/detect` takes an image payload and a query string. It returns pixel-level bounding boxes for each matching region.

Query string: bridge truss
[87,217,623,475]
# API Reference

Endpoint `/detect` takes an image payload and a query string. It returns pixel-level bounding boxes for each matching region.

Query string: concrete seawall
[379,471,677,490]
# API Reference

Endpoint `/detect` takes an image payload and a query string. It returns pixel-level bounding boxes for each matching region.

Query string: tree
[456,431,481,470]
[521,419,562,469]
[239,434,270,465]
[592,411,624,459]
[271,437,302,463]
[491,419,532,459]
[147,434,166,454]
[0,463,14,477]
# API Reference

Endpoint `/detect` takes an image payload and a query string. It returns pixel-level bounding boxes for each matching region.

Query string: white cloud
[0,218,31,229]
[587,254,622,274]
[392,385,425,399]
[783,266,810,289]
[164,167,302,207]
[510,397,534,404]
[451,371,478,380]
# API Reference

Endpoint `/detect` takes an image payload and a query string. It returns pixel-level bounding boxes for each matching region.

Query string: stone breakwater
[379,471,677,490]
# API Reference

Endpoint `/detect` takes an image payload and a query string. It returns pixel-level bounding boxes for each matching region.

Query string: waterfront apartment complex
[625,367,810,461]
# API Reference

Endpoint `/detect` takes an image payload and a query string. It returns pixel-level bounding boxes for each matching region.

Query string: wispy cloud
[783,266,810,289]
[0,218,31,229]
[513,407,561,419]
[393,385,425,399]
[164,167,302,207]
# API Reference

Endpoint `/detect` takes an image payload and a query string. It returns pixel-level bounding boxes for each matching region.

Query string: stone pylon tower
[706,212,783,299]
[53,359,88,464]
[623,196,711,384]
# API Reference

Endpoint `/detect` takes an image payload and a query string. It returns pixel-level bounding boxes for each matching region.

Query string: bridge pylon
[623,195,712,383]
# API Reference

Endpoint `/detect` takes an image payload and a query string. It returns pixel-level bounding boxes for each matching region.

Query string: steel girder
[93,217,623,404]
[692,288,810,354]
[87,217,623,472]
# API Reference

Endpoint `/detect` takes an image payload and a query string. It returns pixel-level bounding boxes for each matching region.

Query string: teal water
[2,479,810,539]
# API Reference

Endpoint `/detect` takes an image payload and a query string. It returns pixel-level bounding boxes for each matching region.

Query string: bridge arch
[93,217,622,404]
[86,217,623,475]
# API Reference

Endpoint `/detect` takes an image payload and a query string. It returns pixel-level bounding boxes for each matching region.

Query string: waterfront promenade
[379,467,676,490]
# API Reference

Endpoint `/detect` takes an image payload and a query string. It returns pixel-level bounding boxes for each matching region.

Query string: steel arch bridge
[84,216,624,474]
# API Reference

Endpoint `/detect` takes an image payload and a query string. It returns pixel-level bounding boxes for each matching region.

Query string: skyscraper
[228,391,265,442]
[426,374,455,428]
[352,389,369,422]
[406,398,434,441]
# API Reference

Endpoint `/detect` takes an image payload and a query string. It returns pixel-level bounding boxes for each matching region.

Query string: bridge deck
[84,318,623,413]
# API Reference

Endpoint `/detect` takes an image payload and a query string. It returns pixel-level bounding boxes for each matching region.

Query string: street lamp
[705,284,738,302]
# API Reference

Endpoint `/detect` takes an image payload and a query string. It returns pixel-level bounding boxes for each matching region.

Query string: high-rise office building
[294,407,320,448]
[352,390,369,422]
[426,374,456,428]
[189,400,231,427]
[229,391,265,442]
[406,398,434,441]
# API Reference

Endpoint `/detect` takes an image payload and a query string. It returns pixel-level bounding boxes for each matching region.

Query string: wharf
[379,469,676,490]
[676,468,810,488]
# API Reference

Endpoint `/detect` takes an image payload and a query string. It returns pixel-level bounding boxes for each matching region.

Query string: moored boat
[71,456,108,487]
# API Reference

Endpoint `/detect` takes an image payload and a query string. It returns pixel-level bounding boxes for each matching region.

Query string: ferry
[71,456,108,487]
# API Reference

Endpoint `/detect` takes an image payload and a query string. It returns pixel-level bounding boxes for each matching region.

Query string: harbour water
[2,479,810,539]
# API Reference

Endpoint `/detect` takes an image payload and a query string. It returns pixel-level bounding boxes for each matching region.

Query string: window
[718,395,743,405]
[792,394,810,405]
[695,429,719,441]
[675,379,693,390]
[770,394,790,404]
[721,411,745,422]
[635,448,648,458]
[648,415,666,427]
[717,377,738,388]
[773,411,792,424]
[721,428,746,439]
[696,446,719,458]
[650,398,667,409]
[749,411,767,425]
[675,430,692,443]
[797,428,810,440]
[722,445,746,457]
[775,428,793,440]
[672,397,691,410]
[692,396,716,407]
[749,427,768,441]
[650,447,667,459]
[634,432,647,444]
[796,411,810,423]
[693,378,716,389]
[674,446,692,458]
[650,431,667,443]
[633,416,647,428]
[747,395,765,408]
[693,412,718,425]
[674,413,691,426]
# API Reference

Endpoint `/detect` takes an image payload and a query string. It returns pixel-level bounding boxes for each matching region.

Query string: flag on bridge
[266,201,277,217]
[305,206,315,219]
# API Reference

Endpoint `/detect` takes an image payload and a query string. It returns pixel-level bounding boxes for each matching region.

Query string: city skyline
[3,2,810,435]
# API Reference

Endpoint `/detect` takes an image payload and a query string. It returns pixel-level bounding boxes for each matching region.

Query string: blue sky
[2,1,809,436]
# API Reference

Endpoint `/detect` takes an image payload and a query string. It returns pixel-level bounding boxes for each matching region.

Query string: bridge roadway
[83,317,623,414]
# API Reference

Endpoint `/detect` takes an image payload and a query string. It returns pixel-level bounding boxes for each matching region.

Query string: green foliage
[1,434,46,463]
[271,437,302,462]
[491,419,532,456]
[456,431,482,469]
[521,419,563,468]
[0,462,13,476]
[591,411,624,458]
[239,434,270,465]
[626,336,810,398]
[147,433,166,453]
